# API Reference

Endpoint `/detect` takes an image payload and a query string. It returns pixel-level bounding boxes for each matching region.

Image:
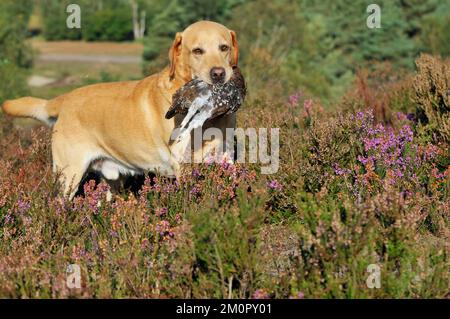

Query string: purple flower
[163,182,178,194]
[83,181,110,213]
[16,199,31,214]
[155,207,168,217]
[268,179,283,191]
[110,230,119,238]
[4,213,12,224]
[189,186,200,197]
[358,155,368,165]
[423,144,438,161]
[192,168,201,178]
[333,163,351,176]
[393,169,403,178]
[155,220,174,238]
[407,113,416,122]
[399,125,413,143]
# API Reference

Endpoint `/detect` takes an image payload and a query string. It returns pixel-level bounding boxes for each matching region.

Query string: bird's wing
[174,91,214,142]
[166,80,209,119]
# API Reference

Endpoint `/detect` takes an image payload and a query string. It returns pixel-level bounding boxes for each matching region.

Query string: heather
[0,55,448,298]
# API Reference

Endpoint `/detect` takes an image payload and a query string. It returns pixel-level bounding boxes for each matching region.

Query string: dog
[1,21,239,199]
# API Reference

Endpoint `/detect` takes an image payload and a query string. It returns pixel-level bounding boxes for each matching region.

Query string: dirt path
[30,40,143,64]
[38,53,141,64]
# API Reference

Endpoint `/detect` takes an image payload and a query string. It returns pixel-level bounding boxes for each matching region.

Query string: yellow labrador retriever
[1,21,239,199]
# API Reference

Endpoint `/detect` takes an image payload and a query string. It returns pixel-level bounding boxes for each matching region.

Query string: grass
[29,60,142,99]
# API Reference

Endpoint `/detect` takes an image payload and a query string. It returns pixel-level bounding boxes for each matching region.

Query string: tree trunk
[139,10,146,39]
[131,0,139,40]
[131,0,145,40]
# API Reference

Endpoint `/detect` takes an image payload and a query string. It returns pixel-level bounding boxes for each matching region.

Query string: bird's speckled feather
[166,67,246,142]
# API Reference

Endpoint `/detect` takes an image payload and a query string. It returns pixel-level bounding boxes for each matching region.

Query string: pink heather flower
[431,166,446,180]
[393,169,403,178]
[163,182,178,194]
[4,213,12,224]
[155,220,174,238]
[357,155,374,166]
[268,179,283,191]
[396,112,407,121]
[109,230,119,238]
[303,99,313,115]
[289,92,301,107]
[332,163,351,176]
[252,289,271,299]
[155,207,168,217]
[141,238,150,249]
[48,197,66,215]
[189,186,200,197]
[423,144,439,161]
[16,199,31,214]
[399,125,413,143]
[152,177,162,192]
[204,156,216,165]
[83,180,110,213]
[192,168,201,178]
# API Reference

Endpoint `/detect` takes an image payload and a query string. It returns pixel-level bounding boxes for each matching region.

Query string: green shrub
[40,0,82,40]
[40,0,134,42]
[0,0,32,102]
[83,9,133,42]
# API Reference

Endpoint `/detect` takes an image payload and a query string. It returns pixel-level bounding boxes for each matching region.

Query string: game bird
[166,66,246,143]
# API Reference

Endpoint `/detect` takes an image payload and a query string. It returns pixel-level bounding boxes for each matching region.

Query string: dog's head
[169,21,239,85]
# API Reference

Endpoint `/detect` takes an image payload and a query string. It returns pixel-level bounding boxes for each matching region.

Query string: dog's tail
[1,97,59,126]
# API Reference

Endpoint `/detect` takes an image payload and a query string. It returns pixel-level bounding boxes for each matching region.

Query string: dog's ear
[230,30,239,67]
[169,32,183,80]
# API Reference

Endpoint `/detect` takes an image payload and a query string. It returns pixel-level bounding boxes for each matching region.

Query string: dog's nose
[210,67,226,84]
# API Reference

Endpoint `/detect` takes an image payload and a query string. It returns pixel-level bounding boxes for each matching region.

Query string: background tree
[40,0,83,40]
[131,0,147,40]
[0,0,33,102]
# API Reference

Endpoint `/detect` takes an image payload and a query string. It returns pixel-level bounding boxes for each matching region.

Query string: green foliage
[419,1,450,57]
[226,0,449,101]
[186,190,265,298]
[83,8,133,42]
[40,0,134,42]
[0,0,33,102]
[0,62,29,103]
[40,0,82,40]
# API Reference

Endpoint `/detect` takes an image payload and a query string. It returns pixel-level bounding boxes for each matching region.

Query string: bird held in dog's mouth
[165,66,246,143]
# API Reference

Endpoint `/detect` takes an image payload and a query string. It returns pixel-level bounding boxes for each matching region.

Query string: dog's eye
[220,45,229,52]
[192,48,204,55]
